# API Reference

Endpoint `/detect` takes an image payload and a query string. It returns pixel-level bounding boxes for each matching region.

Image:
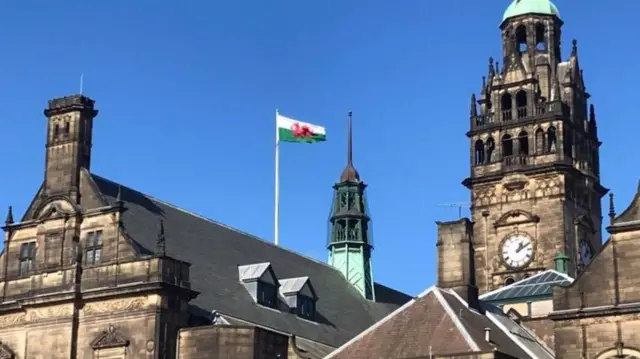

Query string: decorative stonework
[91,324,129,349]
[83,297,147,315]
[25,304,73,322]
[0,313,26,328]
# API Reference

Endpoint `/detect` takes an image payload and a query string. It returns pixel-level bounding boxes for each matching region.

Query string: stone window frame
[85,230,104,266]
[18,241,36,276]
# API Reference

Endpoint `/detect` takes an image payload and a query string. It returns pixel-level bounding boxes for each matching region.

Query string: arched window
[474,140,485,165]
[535,23,546,50]
[518,131,529,155]
[64,121,70,135]
[53,124,59,138]
[515,90,527,118]
[547,126,557,152]
[502,134,513,157]
[486,137,496,163]
[535,128,545,154]
[501,93,513,121]
[515,25,527,52]
[504,277,515,286]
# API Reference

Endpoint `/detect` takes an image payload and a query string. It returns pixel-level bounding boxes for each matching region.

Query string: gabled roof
[613,180,640,225]
[89,174,410,348]
[279,277,312,296]
[238,262,273,282]
[480,269,573,303]
[325,286,554,359]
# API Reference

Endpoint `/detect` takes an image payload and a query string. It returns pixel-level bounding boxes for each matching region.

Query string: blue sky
[1,1,639,296]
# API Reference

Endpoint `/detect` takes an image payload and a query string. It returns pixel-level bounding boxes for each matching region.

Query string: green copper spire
[327,111,375,300]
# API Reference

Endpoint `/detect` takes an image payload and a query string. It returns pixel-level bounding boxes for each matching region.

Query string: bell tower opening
[464,0,608,293]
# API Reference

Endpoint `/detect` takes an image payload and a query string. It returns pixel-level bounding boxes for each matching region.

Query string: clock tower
[463,0,607,293]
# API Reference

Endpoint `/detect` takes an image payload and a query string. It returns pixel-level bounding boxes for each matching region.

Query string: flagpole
[274,109,280,246]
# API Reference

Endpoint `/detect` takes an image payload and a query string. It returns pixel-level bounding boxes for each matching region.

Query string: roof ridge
[432,288,480,352]
[324,285,436,359]
[91,173,362,279]
[484,311,552,359]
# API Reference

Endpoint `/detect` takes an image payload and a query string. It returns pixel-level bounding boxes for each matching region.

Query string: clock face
[579,240,592,265]
[500,233,534,269]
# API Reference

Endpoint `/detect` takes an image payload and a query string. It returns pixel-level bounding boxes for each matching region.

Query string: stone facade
[464,7,606,294]
[550,194,640,358]
[0,95,198,359]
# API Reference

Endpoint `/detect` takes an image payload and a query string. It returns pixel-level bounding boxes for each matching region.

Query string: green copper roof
[502,0,560,22]
[479,269,573,303]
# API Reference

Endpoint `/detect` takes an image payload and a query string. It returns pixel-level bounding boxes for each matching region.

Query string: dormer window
[278,276,318,321]
[18,241,36,276]
[238,262,280,310]
[297,295,315,320]
[257,282,278,308]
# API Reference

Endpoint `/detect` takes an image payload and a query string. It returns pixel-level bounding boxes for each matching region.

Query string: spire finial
[488,57,495,77]
[4,206,14,226]
[589,104,596,123]
[571,39,578,57]
[609,192,616,225]
[115,185,124,207]
[156,219,166,256]
[339,111,360,182]
[470,94,478,118]
[347,110,353,166]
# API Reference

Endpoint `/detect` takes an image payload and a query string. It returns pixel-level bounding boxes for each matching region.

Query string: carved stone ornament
[0,342,14,359]
[0,313,26,328]
[494,209,540,228]
[83,297,147,315]
[26,304,73,322]
[91,324,130,349]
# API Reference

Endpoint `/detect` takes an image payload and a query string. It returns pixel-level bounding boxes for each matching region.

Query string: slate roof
[90,174,410,349]
[325,286,554,359]
[480,269,573,303]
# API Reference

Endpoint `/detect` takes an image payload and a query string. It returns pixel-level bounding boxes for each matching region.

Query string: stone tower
[463,0,607,293]
[43,95,98,202]
[327,111,375,300]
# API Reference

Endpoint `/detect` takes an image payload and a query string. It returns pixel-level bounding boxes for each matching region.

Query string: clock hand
[516,242,531,255]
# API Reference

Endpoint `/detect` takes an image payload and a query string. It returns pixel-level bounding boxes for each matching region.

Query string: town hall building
[2,0,640,358]
[0,82,409,357]
[325,0,640,358]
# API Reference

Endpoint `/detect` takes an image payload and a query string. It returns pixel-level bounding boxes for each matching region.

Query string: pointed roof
[339,111,360,183]
[3,206,13,226]
[480,269,573,303]
[325,286,553,359]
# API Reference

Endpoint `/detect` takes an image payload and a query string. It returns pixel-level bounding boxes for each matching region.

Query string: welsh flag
[276,113,326,143]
